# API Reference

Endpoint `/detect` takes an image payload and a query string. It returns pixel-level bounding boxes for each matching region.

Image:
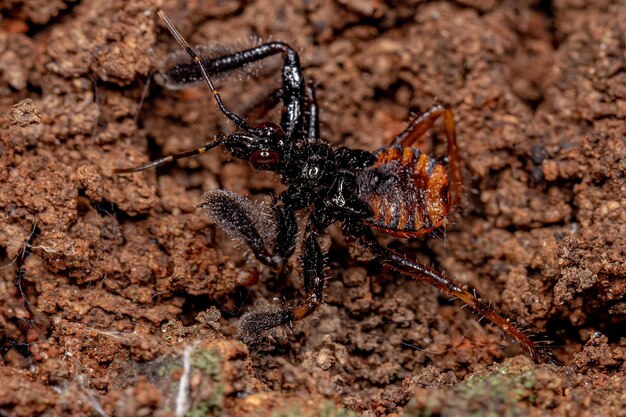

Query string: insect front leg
[238,224,326,344]
[199,190,296,270]
[271,205,298,269]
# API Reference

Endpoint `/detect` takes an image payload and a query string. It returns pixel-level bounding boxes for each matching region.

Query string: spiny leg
[392,105,462,207]
[357,229,546,363]
[158,11,305,138]
[198,190,297,270]
[238,225,325,344]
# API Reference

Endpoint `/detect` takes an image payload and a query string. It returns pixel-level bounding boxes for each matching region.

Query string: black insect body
[116,11,546,362]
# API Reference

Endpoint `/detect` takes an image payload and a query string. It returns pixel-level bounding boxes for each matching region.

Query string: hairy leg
[198,190,296,270]
[238,225,326,343]
[159,11,305,138]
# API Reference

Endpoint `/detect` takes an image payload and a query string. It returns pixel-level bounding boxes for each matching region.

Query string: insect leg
[391,105,462,207]
[357,229,546,363]
[271,205,298,267]
[199,190,296,270]
[158,11,263,135]
[238,80,316,141]
[238,226,325,343]
[304,80,319,139]
[158,12,304,138]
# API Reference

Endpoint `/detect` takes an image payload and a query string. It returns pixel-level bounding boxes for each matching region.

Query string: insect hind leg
[357,229,549,363]
[392,105,462,207]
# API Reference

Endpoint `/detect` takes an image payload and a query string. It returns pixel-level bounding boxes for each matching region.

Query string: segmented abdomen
[357,145,450,238]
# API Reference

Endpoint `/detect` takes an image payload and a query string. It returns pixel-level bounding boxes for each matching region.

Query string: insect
[116,10,546,363]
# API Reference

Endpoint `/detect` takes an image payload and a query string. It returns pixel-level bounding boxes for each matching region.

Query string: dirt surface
[1,1,625,416]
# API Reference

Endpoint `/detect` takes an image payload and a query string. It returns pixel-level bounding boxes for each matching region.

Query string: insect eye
[250,150,280,169]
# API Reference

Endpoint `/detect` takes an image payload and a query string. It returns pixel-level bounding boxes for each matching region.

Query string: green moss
[183,348,225,416]
[162,320,185,344]
[456,371,536,417]
[156,363,172,378]
[320,402,359,417]
[191,348,221,381]
[185,399,222,417]
[404,368,537,417]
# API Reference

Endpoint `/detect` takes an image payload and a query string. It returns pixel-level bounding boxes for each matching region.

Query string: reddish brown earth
[0,1,624,416]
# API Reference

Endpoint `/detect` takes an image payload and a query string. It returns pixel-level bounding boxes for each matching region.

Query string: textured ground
[0,1,624,416]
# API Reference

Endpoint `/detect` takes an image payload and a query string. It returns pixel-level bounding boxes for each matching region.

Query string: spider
[116,10,546,363]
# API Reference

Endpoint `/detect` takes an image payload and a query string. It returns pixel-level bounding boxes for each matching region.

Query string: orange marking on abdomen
[426,165,449,225]
[361,145,452,237]
[414,153,429,177]
[397,199,409,230]
[401,147,414,166]
[383,200,396,227]
[370,195,385,222]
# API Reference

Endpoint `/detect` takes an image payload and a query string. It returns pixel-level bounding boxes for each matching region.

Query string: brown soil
[1,1,625,416]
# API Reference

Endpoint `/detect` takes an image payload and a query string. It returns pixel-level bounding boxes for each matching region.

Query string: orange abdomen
[357,145,450,238]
